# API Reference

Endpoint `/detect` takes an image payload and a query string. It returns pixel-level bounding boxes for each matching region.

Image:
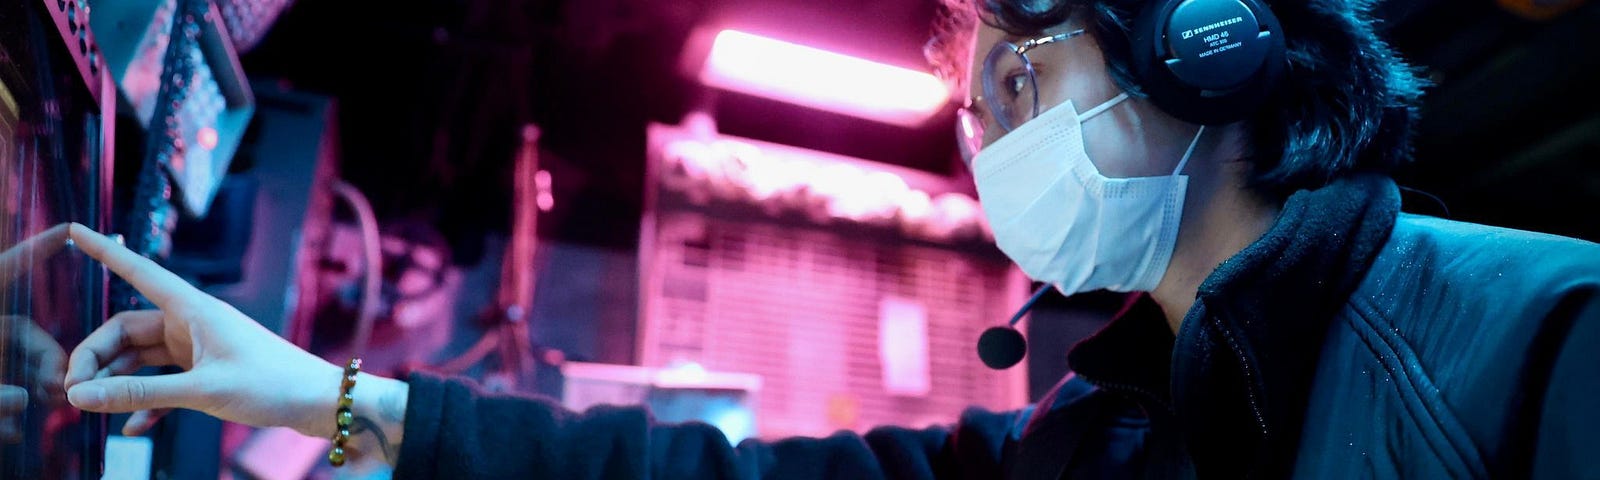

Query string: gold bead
[328,446,347,466]
[338,392,354,409]
[337,408,354,428]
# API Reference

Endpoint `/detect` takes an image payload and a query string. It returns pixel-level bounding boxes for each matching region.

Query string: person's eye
[1002,70,1028,100]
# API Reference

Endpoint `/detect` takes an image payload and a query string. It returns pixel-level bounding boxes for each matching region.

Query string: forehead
[966,24,1007,97]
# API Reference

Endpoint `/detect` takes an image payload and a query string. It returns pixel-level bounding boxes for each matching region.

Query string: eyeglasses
[956,29,1088,166]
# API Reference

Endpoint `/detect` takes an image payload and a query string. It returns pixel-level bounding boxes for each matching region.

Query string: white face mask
[972,93,1204,295]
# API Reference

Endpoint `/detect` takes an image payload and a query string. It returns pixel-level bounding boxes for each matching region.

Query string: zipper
[1212,319,1270,436]
[1075,373,1174,417]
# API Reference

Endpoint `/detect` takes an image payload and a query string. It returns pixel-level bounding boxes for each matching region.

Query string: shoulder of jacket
[1346,214,1600,342]
[1383,214,1600,285]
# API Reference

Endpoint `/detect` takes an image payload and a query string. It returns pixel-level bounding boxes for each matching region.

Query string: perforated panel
[642,211,1028,438]
[215,0,293,51]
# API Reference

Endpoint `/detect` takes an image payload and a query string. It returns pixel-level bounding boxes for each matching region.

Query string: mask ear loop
[1076,93,1130,121]
[1172,125,1206,176]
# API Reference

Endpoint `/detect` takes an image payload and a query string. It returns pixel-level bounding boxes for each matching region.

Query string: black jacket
[393,175,1600,479]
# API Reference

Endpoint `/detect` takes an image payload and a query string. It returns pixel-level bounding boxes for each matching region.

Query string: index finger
[66,224,196,308]
[0,223,70,287]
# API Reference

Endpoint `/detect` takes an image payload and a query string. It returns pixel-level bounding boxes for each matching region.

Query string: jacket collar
[1066,173,1401,475]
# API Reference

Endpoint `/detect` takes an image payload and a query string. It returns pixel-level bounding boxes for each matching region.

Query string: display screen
[0,1,108,478]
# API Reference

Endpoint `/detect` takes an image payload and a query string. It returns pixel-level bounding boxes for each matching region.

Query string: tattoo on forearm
[348,388,406,464]
[349,416,400,464]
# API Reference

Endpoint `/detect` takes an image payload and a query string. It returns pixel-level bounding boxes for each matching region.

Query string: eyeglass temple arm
[1016,29,1087,55]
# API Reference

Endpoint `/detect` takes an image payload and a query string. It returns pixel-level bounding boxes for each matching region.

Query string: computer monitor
[0,0,115,478]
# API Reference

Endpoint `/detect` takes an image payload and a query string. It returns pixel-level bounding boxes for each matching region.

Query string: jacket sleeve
[392,372,1032,479]
[1530,286,1600,480]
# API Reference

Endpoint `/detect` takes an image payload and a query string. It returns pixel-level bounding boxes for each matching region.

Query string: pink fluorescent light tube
[700,29,950,127]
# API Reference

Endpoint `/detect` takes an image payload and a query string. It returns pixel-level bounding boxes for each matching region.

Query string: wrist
[291,359,409,466]
[344,374,409,465]
[294,360,346,439]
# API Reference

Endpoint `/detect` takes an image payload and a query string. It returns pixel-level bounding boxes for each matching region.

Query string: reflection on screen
[0,5,108,476]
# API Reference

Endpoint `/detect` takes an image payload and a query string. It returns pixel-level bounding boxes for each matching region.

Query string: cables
[330,180,381,356]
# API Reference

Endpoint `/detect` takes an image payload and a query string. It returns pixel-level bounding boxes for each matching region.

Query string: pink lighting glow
[197,126,220,150]
[701,30,949,127]
[535,170,555,212]
[654,127,993,243]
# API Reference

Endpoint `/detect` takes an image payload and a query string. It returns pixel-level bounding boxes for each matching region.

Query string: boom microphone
[977,285,1052,370]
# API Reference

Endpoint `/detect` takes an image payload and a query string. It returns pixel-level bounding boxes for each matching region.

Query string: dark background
[229,0,1599,396]
[235,0,1600,257]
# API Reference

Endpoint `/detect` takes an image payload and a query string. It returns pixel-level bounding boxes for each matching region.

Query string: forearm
[347,374,408,466]
[391,372,1026,479]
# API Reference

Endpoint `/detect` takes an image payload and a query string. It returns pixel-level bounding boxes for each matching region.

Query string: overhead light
[700,29,949,127]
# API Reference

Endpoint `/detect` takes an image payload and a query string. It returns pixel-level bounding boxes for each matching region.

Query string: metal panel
[214,0,295,51]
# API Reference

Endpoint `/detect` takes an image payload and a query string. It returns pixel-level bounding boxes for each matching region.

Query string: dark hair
[928,0,1427,199]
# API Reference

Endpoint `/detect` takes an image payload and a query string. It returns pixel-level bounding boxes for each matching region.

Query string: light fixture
[700,29,949,127]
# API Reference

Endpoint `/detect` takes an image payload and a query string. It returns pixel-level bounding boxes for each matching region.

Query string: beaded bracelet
[328,358,362,467]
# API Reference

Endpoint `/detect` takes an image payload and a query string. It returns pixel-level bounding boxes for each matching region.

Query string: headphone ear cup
[1129,0,1286,125]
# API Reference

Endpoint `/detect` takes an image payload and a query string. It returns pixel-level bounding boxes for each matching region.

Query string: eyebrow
[999,32,1032,44]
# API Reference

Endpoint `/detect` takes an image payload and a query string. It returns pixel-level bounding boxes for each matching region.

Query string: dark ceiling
[238,0,1600,260]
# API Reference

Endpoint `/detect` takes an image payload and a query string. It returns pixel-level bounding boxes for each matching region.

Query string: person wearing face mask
[52,0,1600,478]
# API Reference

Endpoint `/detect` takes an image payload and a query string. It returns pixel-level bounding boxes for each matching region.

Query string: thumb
[0,385,26,416]
[66,373,202,413]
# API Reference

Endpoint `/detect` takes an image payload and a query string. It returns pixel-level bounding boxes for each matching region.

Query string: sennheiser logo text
[1181,16,1244,39]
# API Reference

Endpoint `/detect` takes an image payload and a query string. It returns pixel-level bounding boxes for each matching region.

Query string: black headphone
[1129,0,1286,126]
